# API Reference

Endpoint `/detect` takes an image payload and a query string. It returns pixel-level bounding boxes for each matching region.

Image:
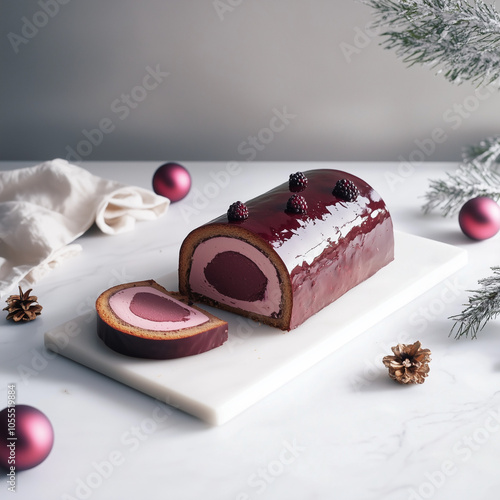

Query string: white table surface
[1,161,499,500]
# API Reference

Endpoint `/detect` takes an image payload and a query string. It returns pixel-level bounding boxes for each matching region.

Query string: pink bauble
[152,162,191,202]
[0,405,54,471]
[459,197,500,240]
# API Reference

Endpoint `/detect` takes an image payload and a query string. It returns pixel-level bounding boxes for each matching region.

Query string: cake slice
[96,280,228,359]
[179,169,394,331]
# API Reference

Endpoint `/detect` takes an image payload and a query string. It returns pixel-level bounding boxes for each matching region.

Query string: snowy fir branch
[462,135,500,164]
[422,159,500,215]
[450,267,500,339]
[362,0,500,85]
[361,1,500,339]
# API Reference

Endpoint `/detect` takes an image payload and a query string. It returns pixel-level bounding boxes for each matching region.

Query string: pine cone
[383,341,431,384]
[3,286,43,322]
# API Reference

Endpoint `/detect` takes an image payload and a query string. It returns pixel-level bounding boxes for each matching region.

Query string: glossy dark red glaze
[186,169,394,329]
[97,316,228,360]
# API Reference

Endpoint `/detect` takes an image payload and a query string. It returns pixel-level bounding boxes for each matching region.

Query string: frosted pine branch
[462,135,500,164]
[423,135,500,215]
[362,0,500,85]
[422,160,500,215]
[450,267,500,339]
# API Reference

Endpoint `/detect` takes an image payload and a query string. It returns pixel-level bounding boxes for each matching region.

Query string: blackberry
[286,194,308,214]
[289,172,308,192]
[332,179,359,202]
[227,201,249,221]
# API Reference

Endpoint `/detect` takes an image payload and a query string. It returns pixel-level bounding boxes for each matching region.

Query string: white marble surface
[1,161,500,500]
[43,232,466,426]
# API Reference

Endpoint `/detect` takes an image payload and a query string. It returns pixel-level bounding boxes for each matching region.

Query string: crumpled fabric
[0,158,169,298]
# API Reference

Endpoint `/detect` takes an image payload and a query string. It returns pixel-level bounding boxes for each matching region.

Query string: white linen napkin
[0,159,170,298]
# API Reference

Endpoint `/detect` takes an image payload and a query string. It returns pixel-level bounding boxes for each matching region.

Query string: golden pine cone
[3,286,43,322]
[383,341,431,384]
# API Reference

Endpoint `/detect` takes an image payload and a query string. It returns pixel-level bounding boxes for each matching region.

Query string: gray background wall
[2,0,500,163]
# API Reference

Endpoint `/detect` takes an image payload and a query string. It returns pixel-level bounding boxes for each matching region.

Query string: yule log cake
[96,280,228,359]
[179,169,394,331]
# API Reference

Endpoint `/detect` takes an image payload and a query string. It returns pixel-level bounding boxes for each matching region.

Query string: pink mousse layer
[189,237,281,316]
[108,286,209,331]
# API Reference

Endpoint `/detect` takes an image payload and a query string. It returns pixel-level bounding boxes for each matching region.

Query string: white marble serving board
[44,231,467,425]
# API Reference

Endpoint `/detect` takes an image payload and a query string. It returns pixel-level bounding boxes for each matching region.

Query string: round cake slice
[179,169,394,331]
[96,280,228,359]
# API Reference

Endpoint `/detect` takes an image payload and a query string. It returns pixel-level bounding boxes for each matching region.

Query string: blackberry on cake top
[227,201,249,221]
[286,194,308,214]
[289,172,308,192]
[332,179,359,202]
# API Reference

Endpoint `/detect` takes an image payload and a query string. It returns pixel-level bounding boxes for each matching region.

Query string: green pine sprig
[363,1,500,339]
[450,267,500,339]
[362,0,500,85]
[422,159,500,216]
[462,135,500,164]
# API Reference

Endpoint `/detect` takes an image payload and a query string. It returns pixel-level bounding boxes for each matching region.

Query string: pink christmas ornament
[152,162,191,202]
[0,405,54,471]
[459,197,500,240]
